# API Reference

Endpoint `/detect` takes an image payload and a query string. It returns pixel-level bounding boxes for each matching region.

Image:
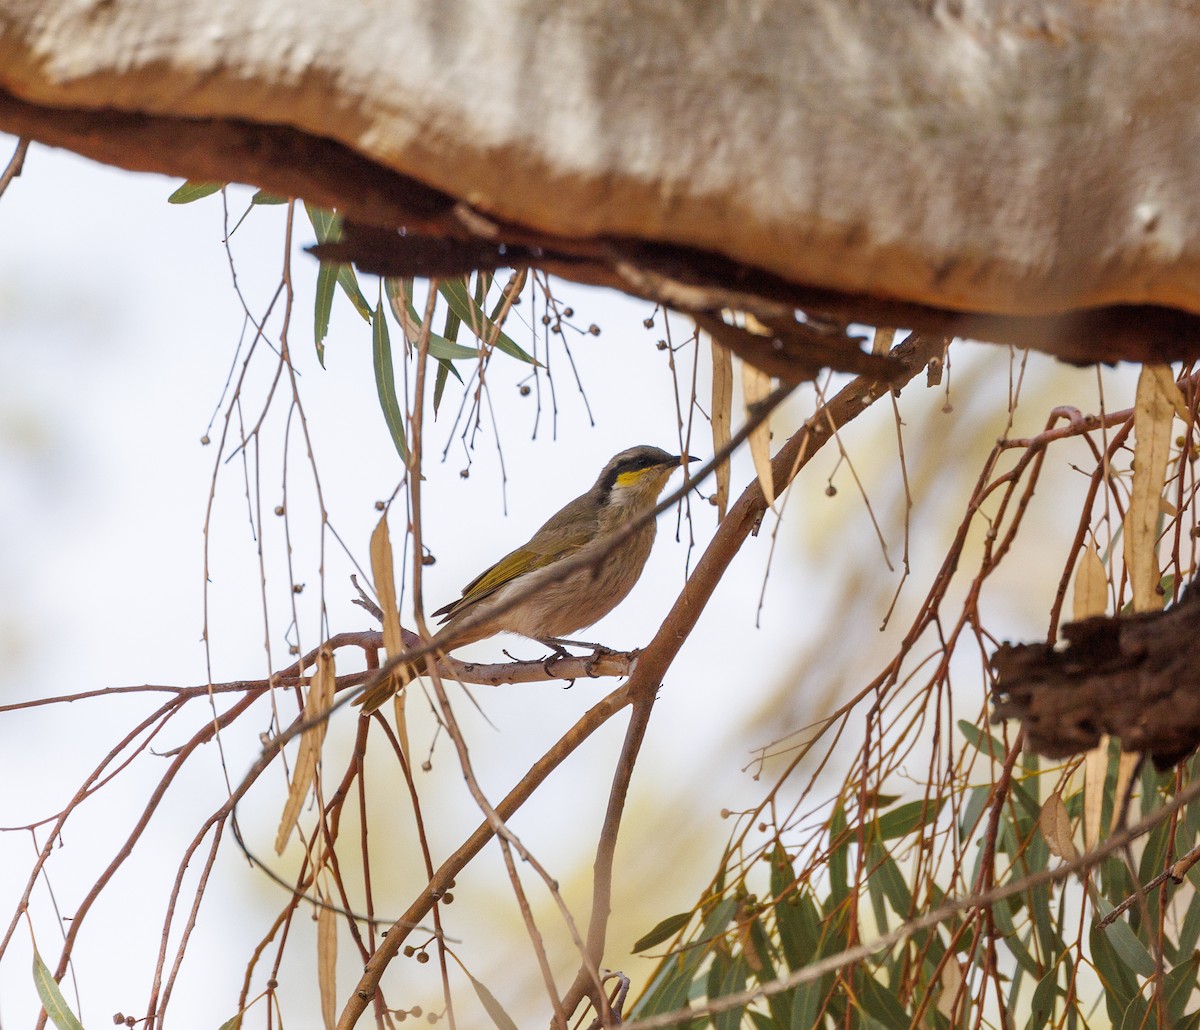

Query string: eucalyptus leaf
[32,951,84,1030]
[371,302,409,462]
[167,180,223,204]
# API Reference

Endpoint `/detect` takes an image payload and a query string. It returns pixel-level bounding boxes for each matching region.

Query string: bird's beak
[670,455,701,467]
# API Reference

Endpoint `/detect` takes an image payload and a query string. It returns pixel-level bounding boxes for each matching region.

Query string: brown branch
[0,137,28,198]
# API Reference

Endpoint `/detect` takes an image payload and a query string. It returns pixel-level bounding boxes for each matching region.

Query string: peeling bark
[992,584,1200,768]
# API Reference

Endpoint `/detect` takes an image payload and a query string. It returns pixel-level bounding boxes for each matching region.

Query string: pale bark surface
[2,0,1199,320]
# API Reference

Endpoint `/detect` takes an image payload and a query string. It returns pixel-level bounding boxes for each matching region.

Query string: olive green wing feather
[433,494,599,622]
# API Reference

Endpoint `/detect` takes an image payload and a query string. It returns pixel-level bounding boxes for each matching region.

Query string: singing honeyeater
[356,445,694,712]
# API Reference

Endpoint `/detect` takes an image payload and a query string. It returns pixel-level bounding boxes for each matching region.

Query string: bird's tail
[353,655,424,713]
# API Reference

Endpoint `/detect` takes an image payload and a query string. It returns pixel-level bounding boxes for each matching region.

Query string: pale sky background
[0,135,1140,1028]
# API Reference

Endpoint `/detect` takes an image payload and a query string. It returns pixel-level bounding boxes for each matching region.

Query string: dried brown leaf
[1073,544,1108,622]
[741,313,776,508]
[274,647,336,855]
[936,958,963,1022]
[1113,750,1141,832]
[1083,739,1108,851]
[1128,365,1177,613]
[1039,790,1079,861]
[318,898,337,1030]
[710,337,733,520]
[370,513,409,752]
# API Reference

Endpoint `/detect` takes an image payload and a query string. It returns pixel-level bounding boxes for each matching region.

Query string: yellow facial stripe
[615,466,665,487]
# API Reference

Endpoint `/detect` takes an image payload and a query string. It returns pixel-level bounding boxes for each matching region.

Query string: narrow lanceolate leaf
[313,260,336,366]
[251,190,289,205]
[1127,365,1181,613]
[274,647,337,854]
[1073,544,1108,621]
[711,337,734,520]
[370,514,411,753]
[466,971,520,1030]
[1084,738,1110,851]
[1039,791,1079,861]
[305,203,372,360]
[372,302,410,462]
[1111,750,1141,837]
[742,359,775,508]
[317,900,337,1030]
[632,910,693,953]
[438,276,537,364]
[167,180,223,204]
[32,950,84,1030]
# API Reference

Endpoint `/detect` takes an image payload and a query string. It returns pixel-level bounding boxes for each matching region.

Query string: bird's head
[595,445,696,511]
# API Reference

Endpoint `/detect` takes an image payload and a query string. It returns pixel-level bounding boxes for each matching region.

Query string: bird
[356,445,695,712]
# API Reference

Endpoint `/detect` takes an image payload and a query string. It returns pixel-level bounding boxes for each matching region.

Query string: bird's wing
[433,494,599,621]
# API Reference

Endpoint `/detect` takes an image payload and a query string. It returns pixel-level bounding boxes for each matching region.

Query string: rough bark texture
[5,0,1200,363]
[992,584,1200,768]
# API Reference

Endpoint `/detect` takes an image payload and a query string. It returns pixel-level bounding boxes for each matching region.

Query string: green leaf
[465,970,519,1030]
[1096,904,1156,978]
[712,954,748,1030]
[1117,994,1151,1030]
[433,360,452,415]
[1177,890,1200,960]
[855,970,909,1027]
[790,977,828,1030]
[770,845,807,972]
[1167,951,1200,1025]
[384,278,479,361]
[875,797,945,840]
[991,899,1041,978]
[633,898,737,1018]
[372,302,409,462]
[438,276,537,364]
[827,800,849,911]
[1026,965,1061,1030]
[957,719,1008,759]
[337,265,373,322]
[305,203,372,361]
[633,911,693,953]
[251,190,288,205]
[32,951,84,1030]
[869,843,912,915]
[167,180,223,204]
[313,260,336,366]
[1089,916,1141,1022]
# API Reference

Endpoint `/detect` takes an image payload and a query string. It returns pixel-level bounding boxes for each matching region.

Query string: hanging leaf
[438,276,537,364]
[317,899,337,1030]
[1084,738,1110,851]
[305,203,372,363]
[251,190,289,205]
[32,949,84,1030]
[742,358,775,510]
[371,301,409,463]
[368,513,411,746]
[1073,543,1108,621]
[1111,750,1141,835]
[466,970,520,1030]
[1039,790,1079,861]
[274,646,337,854]
[711,337,734,520]
[167,180,223,204]
[632,910,693,953]
[1127,365,1181,613]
